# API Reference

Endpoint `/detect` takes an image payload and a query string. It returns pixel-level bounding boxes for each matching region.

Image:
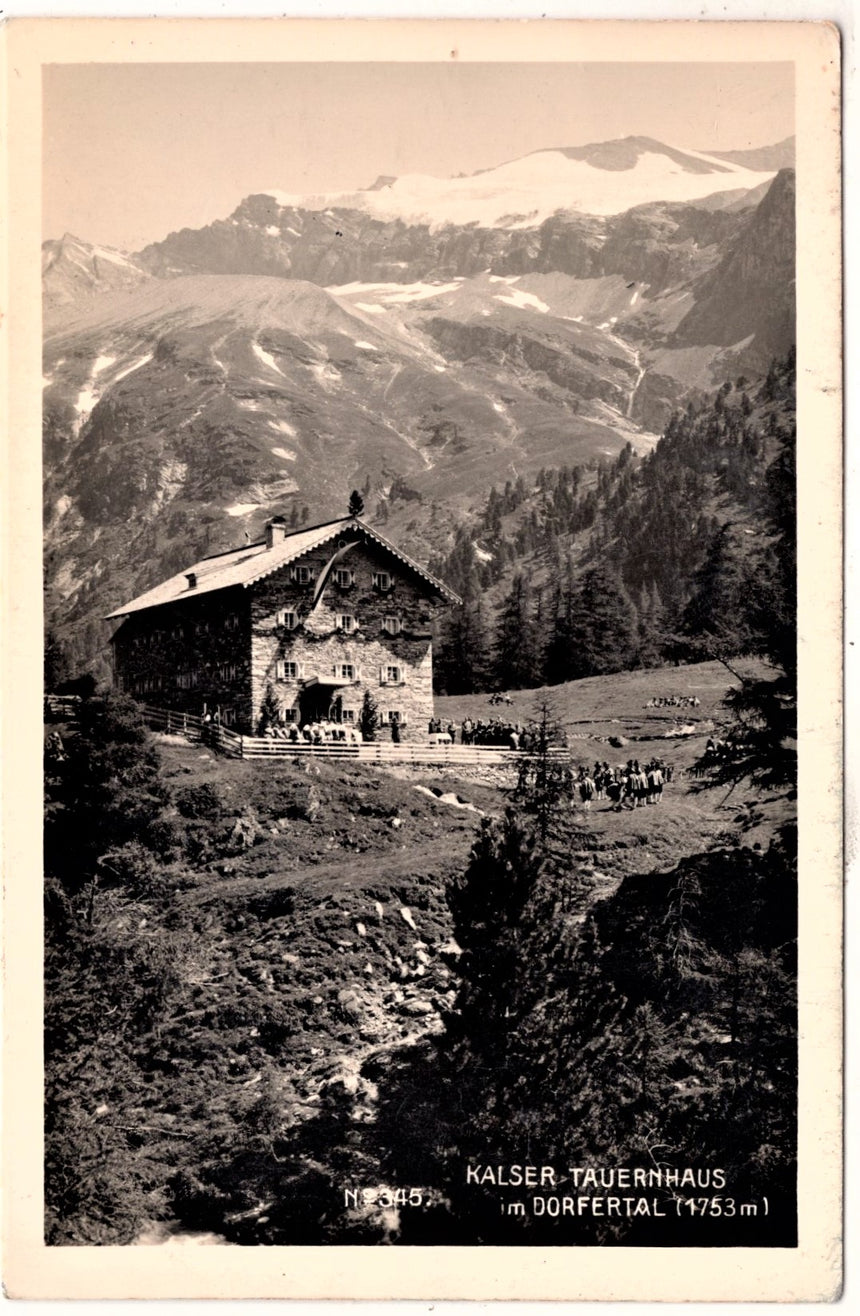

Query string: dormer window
[372,570,392,592]
[334,568,354,588]
[336,614,358,633]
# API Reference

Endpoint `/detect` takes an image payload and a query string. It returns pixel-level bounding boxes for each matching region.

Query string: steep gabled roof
[105,516,460,619]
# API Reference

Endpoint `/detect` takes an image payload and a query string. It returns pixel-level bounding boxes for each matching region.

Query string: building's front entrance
[298,679,348,725]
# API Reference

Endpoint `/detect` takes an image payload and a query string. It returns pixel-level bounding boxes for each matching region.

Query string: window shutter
[288,566,297,581]
[276,660,285,680]
[379,665,386,685]
[296,663,305,680]
[353,666,362,682]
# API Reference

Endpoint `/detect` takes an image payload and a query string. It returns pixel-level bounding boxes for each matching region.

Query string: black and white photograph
[2,16,843,1302]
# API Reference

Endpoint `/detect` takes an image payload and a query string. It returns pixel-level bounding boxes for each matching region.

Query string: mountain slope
[42,151,795,684]
[672,169,795,371]
[704,136,795,172]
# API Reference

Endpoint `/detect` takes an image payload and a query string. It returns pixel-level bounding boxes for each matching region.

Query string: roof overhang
[104,515,461,619]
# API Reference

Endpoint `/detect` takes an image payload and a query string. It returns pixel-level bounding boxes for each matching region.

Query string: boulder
[400,998,435,1017]
[335,989,363,1022]
[228,816,257,850]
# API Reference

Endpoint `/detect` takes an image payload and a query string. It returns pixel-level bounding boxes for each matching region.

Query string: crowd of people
[574,758,672,810]
[261,719,364,746]
[645,695,701,709]
[429,716,539,749]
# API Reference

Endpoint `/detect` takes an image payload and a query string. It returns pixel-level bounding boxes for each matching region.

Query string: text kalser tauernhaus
[465,1166,727,1189]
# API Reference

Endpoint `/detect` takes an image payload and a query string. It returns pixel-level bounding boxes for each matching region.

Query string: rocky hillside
[44,660,795,1246]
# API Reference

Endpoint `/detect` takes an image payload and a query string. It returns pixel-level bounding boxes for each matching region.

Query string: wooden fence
[142,706,244,758]
[44,695,82,720]
[141,705,569,768]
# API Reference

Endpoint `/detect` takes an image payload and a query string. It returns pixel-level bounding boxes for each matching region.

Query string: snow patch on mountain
[73,353,117,431]
[113,353,154,383]
[260,141,775,229]
[309,359,341,387]
[495,288,550,314]
[252,342,285,376]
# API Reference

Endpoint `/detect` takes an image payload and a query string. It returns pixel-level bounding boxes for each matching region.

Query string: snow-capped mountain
[42,139,795,679]
[256,138,781,230]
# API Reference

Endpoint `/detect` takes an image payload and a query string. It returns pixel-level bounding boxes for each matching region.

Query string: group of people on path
[574,758,671,810]
[645,695,701,709]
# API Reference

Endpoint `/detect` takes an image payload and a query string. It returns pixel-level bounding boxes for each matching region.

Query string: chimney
[186,572,197,589]
[265,516,287,550]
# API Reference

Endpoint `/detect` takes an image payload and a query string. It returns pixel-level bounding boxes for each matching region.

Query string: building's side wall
[111,585,253,728]
[250,535,438,740]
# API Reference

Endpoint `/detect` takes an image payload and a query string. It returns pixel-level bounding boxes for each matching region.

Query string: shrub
[175,782,225,820]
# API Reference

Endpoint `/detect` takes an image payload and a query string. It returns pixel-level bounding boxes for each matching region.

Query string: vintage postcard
[1,16,842,1302]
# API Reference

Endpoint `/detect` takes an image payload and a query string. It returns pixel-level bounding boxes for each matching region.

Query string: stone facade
[111,522,450,740]
[111,585,253,728]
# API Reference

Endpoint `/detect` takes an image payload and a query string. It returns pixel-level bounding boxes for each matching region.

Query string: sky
[43,61,794,251]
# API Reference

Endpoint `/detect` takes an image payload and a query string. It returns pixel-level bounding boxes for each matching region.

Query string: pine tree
[636,581,666,668]
[257,684,280,734]
[568,565,638,678]
[447,808,545,1061]
[359,689,379,741]
[544,553,578,686]
[45,629,71,692]
[494,572,538,690]
[44,692,171,895]
[348,490,365,517]
[680,522,757,660]
[514,699,571,844]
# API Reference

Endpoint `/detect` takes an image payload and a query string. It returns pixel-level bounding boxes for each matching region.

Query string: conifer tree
[359,689,379,741]
[636,581,666,669]
[680,522,757,660]
[568,564,638,678]
[447,808,545,1061]
[494,572,538,690]
[257,684,280,734]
